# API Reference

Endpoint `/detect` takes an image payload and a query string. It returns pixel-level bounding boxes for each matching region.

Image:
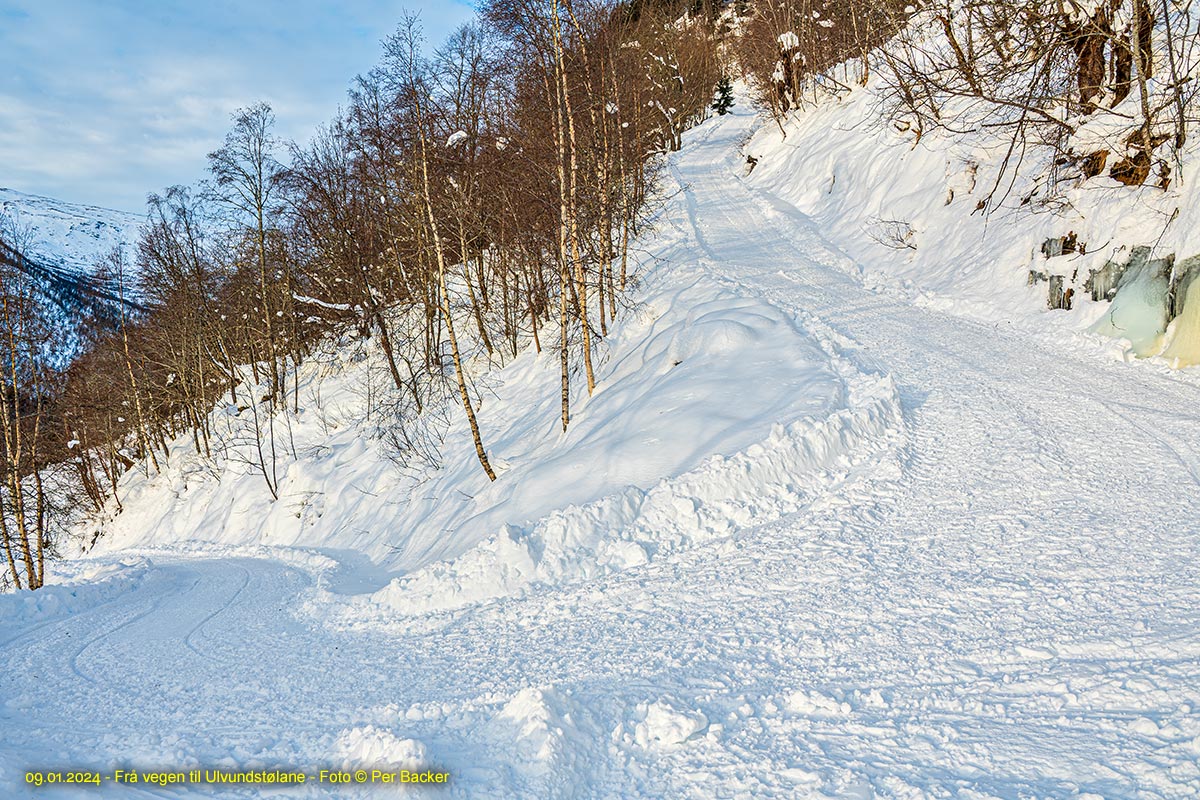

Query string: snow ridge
[361,347,902,616]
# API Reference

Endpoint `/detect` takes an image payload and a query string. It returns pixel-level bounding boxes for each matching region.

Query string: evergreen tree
[712,75,734,115]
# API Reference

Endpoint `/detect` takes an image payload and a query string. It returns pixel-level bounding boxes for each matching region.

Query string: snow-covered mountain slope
[1,187,141,272]
[2,103,1200,798]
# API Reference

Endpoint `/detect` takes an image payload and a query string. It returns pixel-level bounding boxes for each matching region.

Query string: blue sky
[0,1,475,212]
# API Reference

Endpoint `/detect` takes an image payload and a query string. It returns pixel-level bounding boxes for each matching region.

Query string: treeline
[0,239,139,328]
[0,0,723,590]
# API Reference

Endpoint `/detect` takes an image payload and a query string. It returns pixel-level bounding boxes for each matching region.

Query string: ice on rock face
[1089,254,1200,366]
[1090,259,1170,357]
[1161,278,1200,367]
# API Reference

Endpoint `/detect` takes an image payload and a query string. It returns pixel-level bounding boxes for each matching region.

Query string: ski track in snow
[3,106,1200,798]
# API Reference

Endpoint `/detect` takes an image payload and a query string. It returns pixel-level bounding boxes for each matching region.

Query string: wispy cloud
[0,0,475,212]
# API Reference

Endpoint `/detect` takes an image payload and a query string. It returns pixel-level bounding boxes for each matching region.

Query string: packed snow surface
[3,101,1200,798]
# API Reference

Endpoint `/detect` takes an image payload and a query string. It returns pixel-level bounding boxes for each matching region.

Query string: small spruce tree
[712,75,735,115]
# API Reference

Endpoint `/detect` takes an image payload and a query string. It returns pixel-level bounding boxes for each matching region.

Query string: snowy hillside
[83,100,905,615]
[0,187,141,272]
[741,64,1200,368]
[2,94,1198,798]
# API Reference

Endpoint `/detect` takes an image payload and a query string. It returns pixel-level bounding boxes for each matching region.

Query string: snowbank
[0,557,153,642]
[354,361,899,615]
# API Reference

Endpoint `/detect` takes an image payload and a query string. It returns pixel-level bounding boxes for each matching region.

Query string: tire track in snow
[1090,396,1200,489]
[0,587,139,653]
[181,564,252,664]
[66,588,178,685]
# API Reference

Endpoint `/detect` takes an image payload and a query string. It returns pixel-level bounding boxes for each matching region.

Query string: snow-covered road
[3,107,1199,798]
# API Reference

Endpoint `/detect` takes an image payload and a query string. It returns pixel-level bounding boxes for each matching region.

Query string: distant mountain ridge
[1,188,145,329]
[0,186,142,272]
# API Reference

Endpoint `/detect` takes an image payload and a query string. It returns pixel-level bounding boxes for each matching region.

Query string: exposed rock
[1081,150,1109,177]
[1041,237,1063,258]
[1048,275,1072,310]
[1110,152,1151,186]
[1110,130,1172,186]
[1168,255,1200,322]
[1041,232,1083,259]
[1087,246,1149,302]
